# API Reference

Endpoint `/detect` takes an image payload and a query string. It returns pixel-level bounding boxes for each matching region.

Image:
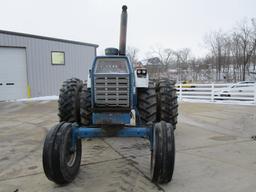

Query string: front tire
[151,121,175,184]
[42,122,81,184]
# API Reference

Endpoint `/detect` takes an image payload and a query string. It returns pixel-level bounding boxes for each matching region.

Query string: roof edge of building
[0,29,99,48]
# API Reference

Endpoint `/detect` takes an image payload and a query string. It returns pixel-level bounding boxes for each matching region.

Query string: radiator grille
[94,76,129,107]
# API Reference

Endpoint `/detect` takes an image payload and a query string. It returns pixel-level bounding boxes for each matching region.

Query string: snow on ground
[4,95,255,106]
[180,98,256,106]
[14,96,59,102]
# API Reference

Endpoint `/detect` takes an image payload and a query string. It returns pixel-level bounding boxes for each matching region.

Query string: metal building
[0,30,98,101]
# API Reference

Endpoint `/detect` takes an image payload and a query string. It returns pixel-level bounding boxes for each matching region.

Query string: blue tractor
[42,5,178,185]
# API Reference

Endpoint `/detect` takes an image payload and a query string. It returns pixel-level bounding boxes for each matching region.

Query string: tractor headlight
[137,69,142,74]
[137,68,147,76]
[142,69,147,75]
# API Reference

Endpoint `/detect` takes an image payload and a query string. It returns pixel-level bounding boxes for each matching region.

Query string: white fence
[175,83,256,104]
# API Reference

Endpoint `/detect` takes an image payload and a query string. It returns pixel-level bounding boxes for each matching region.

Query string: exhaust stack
[119,5,128,55]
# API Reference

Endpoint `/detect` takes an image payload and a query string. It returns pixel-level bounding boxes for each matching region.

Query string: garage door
[0,47,28,101]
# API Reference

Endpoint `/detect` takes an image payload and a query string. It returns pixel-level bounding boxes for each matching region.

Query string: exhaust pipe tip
[122,5,127,11]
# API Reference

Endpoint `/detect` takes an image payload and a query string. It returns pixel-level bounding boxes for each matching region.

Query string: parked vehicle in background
[176,80,196,89]
[214,81,256,98]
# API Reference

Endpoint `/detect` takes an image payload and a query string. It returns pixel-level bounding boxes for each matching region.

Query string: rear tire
[156,79,178,129]
[42,122,81,184]
[137,79,178,129]
[151,121,175,184]
[137,80,157,125]
[58,78,83,123]
[80,84,92,125]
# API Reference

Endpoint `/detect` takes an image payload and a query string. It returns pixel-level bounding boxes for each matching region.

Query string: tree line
[127,18,256,83]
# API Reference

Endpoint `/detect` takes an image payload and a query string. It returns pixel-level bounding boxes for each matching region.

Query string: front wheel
[42,122,81,184]
[151,121,175,184]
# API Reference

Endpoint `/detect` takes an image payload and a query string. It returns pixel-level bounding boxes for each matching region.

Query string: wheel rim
[66,150,77,167]
[65,136,77,167]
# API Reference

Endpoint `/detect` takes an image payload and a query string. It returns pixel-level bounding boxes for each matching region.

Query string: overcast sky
[0,0,255,59]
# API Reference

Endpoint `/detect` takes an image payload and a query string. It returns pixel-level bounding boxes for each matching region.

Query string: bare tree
[130,17,256,83]
[145,47,175,79]
[126,46,139,67]
[151,47,174,67]
[204,31,232,81]
[231,32,243,81]
[234,19,256,80]
[173,48,191,82]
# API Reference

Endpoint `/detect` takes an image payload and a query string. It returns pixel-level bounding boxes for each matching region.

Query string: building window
[51,51,65,65]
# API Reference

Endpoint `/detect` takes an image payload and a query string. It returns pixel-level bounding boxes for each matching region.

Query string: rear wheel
[42,122,81,184]
[137,80,157,125]
[156,79,178,129]
[151,121,175,184]
[58,78,83,123]
[137,78,178,129]
[80,84,92,125]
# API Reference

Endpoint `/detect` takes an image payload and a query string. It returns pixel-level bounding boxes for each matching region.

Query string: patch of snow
[180,99,255,106]
[13,96,59,102]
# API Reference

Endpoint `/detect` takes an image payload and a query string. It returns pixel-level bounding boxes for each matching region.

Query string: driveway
[0,101,256,192]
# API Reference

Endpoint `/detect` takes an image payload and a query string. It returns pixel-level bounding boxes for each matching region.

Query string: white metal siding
[0,47,27,100]
[0,31,97,98]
